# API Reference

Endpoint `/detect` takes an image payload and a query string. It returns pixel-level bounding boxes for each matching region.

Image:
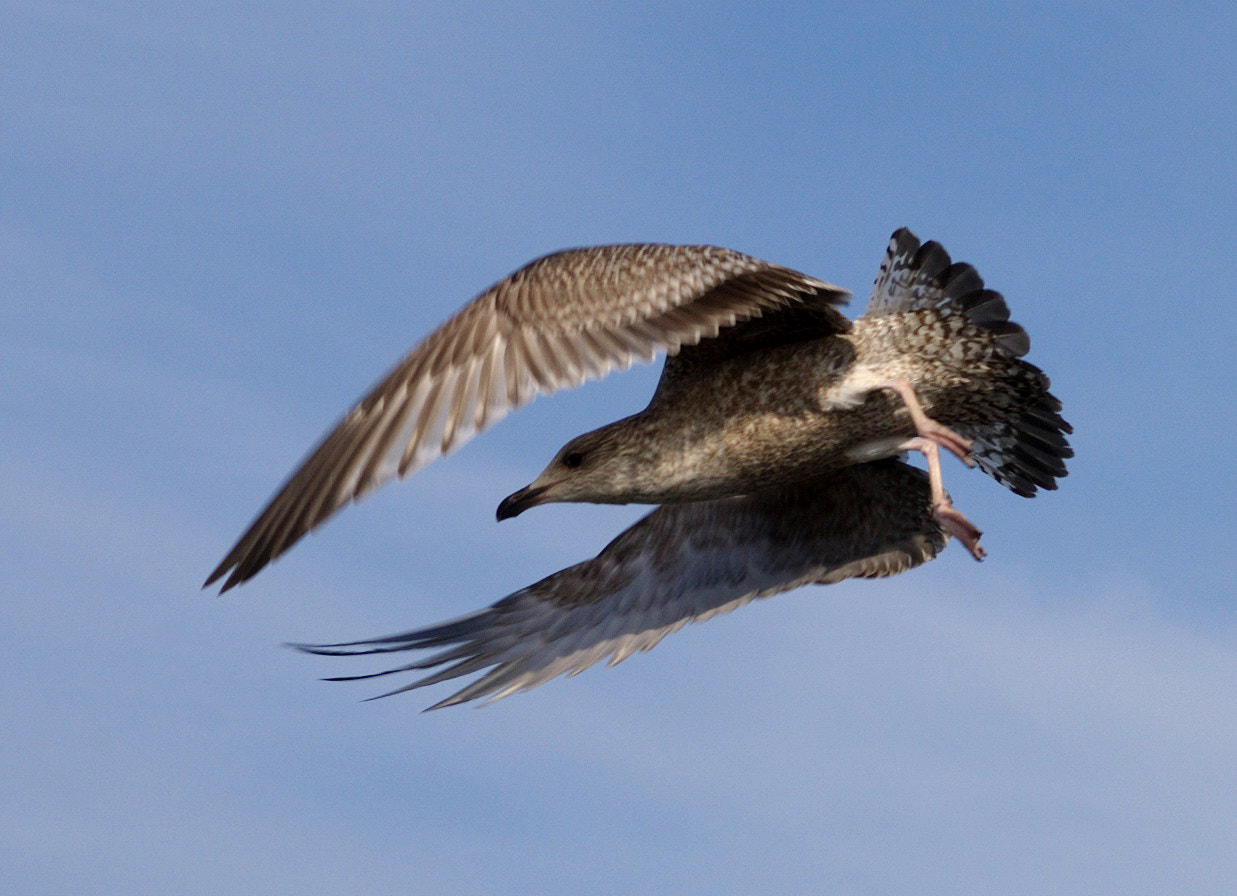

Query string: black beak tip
[496,485,546,521]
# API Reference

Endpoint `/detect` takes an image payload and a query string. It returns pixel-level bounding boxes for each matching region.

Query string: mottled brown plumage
[208,227,1072,706]
[207,228,1069,569]
[493,230,1069,559]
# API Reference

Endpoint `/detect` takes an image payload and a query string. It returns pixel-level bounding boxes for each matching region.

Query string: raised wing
[294,458,945,709]
[206,244,847,592]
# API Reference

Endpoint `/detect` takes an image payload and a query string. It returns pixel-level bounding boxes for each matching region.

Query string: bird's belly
[649,397,914,501]
[841,434,912,464]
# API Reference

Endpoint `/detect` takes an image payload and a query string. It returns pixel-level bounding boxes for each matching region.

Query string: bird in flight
[207,229,1071,707]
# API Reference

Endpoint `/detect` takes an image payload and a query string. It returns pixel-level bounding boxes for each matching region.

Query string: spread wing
[293,459,945,709]
[206,244,847,592]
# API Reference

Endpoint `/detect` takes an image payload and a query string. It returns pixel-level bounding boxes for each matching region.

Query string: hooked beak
[496,484,549,521]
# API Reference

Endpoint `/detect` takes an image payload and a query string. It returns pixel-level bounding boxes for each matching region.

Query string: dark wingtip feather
[202,560,229,591]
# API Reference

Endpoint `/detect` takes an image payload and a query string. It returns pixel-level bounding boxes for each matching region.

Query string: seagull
[206,228,1071,704]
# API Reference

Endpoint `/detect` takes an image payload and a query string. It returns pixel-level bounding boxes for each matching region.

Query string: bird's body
[539,308,1050,506]
[207,228,1072,707]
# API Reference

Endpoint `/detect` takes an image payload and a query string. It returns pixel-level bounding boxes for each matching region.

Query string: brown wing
[206,244,847,591]
[293,458,944,709]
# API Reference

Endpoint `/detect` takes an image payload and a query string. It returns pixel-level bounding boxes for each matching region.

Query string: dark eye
[562,452,584,469]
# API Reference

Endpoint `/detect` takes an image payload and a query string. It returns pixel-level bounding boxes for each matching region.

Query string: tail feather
[868,228,1073,495]
[959,382,1073,496]
[867,227,1031,358]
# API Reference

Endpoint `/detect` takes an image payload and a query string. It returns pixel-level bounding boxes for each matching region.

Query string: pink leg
[882,379,975,467]
[902,436,986,561]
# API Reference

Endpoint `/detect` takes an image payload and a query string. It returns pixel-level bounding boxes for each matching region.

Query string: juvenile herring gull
[206,229,1071,704]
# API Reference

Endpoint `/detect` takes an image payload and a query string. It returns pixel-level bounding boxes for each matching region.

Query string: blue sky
[4,1,1235,893]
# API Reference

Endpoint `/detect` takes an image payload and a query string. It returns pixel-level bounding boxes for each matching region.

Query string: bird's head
[496,422,648,520]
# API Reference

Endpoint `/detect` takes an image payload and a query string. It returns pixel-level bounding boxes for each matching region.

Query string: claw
[933,502,985,560]
[899,435,986,561]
